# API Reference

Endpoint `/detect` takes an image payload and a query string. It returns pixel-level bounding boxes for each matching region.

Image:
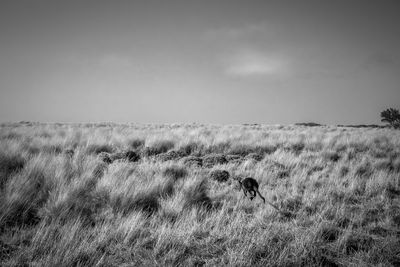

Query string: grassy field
[1,122,400,266]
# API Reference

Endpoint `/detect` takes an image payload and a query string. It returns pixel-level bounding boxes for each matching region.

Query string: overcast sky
[1,0,399,124]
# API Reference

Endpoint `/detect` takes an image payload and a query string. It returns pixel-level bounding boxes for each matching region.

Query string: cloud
[224,50,288,77]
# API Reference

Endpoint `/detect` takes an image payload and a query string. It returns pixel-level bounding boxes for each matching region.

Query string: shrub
[209,170,230,183]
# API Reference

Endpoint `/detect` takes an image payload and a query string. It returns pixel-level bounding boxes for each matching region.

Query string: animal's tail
[255,188,266,204]
[255,188,283,211]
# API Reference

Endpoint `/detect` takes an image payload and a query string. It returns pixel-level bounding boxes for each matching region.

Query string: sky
[0,0,399,124]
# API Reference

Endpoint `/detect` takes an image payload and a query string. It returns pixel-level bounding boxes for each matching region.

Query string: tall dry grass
[0,122,399,266]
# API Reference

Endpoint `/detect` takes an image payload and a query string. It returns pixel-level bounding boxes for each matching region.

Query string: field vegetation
[1,122,400,266]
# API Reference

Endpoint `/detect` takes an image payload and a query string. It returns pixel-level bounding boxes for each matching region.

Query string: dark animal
[238,177,265,203]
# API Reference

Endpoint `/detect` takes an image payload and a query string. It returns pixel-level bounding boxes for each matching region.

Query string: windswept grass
[0,123,399,266]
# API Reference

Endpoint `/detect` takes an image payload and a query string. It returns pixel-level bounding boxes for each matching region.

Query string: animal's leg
[242,188,247,197]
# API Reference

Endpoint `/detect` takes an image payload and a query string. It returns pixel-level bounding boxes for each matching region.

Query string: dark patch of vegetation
[307,165,324,175]
[86,144,114,155]
[162,165,188,181]
[177,142,203,156]
[127,138,145,149]
[182,156,203,167]
[42,144,63,154]
[284,142,305,155]
[112,192,159,216]
[343,233,374,254]
[323,151,341,162]
[142,140,175,157]
[203,154,227,168]
[209,170,230,183]
[125,150,141,162]
[92,163,108,179]
[337,124,386,128]
[355,160,373,178]
[0,152,26,189]
[244,153,264,161]
[339,166,349,177]
[225,154,243,164]
[318,225,341,242]
[110,151,141,163]
[157,150,186,161]
[98,152,112,164]
[295,122,323,127]
[381,108,400,129]
[228,144,276,157]
[183,179,213,211]
[2,168,52,227]
[64,149,75,158]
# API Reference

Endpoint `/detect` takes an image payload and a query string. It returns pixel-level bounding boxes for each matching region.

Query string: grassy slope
[0,123,400,266]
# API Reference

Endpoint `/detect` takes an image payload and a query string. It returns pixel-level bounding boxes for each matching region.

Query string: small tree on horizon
[381,108,400,129]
